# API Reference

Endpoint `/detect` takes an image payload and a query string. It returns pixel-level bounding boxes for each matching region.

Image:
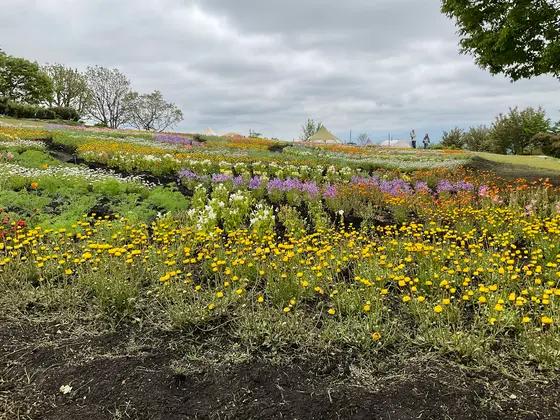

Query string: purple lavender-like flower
[379,178,413,197]
[211,173,233,183]
[302,181,321,198]
[154,133,194,145]
[436,179,455,193]
[249,176,265,190]
[233,175,245,187]
[267,178,285,193]
[414,181,429,192]
[323,184,338,199]
[455,180,474,191]
[178,169,201,181]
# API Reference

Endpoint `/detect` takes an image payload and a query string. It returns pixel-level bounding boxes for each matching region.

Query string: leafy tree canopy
[441,0,560,81]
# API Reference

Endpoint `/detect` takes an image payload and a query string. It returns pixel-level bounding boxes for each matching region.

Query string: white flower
[59,384,72,394]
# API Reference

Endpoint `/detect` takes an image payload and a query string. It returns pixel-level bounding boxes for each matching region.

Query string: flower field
[2,123,560,418]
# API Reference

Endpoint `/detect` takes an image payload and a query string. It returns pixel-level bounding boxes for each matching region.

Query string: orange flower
[31,182,38,189]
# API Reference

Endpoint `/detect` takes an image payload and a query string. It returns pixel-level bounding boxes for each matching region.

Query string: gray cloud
[1,0,558,141]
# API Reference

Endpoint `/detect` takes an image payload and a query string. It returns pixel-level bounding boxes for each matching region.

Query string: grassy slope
[475,152,560,172]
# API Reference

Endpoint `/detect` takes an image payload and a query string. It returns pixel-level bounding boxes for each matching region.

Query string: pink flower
[6,152,14,159]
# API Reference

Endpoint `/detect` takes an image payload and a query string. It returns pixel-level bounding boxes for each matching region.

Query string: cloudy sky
[1,0,558,142]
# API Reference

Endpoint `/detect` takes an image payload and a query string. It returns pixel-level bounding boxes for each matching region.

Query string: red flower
[17,221,25,227]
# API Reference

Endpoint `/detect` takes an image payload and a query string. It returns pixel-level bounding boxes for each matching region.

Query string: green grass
[475,152,560,172]
[0,115,84,127]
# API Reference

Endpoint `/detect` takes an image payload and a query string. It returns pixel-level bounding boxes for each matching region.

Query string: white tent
[379,139,412,148]
[308,126,342,144]
[202,127,218,136]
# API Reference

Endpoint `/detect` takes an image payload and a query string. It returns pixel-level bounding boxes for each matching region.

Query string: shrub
[50,106,80,121]
[531,132,560,158]
[0,97,79,121]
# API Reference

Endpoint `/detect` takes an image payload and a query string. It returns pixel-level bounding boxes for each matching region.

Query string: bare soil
[2,317,560,420]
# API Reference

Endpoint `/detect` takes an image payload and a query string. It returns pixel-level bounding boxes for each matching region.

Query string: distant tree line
[440,107,560,158]
[0,49,183,131]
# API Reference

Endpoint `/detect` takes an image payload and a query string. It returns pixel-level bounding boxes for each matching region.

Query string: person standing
[410,130,417,149]
[423,133,430,149]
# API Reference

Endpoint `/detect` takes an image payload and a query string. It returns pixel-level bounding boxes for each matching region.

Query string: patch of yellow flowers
[1,203,559,343]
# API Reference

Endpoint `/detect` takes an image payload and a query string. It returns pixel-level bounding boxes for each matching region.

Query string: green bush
[50,106,80,121]
[531,132,560,158]
[0,96,80,121]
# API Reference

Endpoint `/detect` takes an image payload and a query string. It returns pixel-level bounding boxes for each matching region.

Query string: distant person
[410,130,416,149]
[423,133,430,149]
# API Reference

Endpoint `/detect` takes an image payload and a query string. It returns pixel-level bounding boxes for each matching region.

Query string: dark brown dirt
[465,156,560,186]
[2,317,560,420]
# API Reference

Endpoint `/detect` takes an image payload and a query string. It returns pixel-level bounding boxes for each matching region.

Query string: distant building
[378,139,412,149]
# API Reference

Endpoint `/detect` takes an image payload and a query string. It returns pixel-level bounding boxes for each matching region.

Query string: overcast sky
[1,0,558,142]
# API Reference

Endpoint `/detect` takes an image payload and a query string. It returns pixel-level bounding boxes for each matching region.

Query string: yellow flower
[208,303,215,310]
[283,307,291,313]
[363,304,371,312]
[257,295,264,303]
[216,291,224,298]
[402,296,411,303]
[478,296,487,304]
[417,296,425,302]
[522,316,531,323]
[301,280,309,287]
[489,317,497,325]
[442,298,450,305]
[328,308,336,315]
[434,305,443,313]
[494,303,504,312]
[371,332,381,341]
[64,269,73,275]
[541,316,553,325]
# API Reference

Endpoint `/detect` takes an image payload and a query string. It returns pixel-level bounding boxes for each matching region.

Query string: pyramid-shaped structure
[202,127,218,136]
[308,126,341,144]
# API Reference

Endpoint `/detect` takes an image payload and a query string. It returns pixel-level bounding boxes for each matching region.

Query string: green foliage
[489,106,550,154]
[0,52,53,104]
[463,125,492,152]
[299,119,323,142]
[441,0,560,81]
[0,97,79,121]
[441,127,465,149]
[530,132,560,158]
[124,90,183,132]
[42,63,91,117]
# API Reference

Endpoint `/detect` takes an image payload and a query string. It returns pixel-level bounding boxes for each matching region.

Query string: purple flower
[233,175,245,187]
[154,133,197,146]
[379,179,413,197]
[436,180,455,193]
[211,173,233,183]
[178,169,202,181]
[302,181,320,198]
[323,184,338,199]
[249,176,265,190]
[414,181,429,192]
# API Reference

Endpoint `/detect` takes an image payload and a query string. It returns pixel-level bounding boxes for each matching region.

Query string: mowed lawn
[475,151,560,172]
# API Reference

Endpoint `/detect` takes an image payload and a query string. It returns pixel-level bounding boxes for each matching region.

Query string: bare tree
[299,119,323,141]
[124,90,183,131]
[357,133,370,144]
[84,66,131,128]
[42,63,91,116]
